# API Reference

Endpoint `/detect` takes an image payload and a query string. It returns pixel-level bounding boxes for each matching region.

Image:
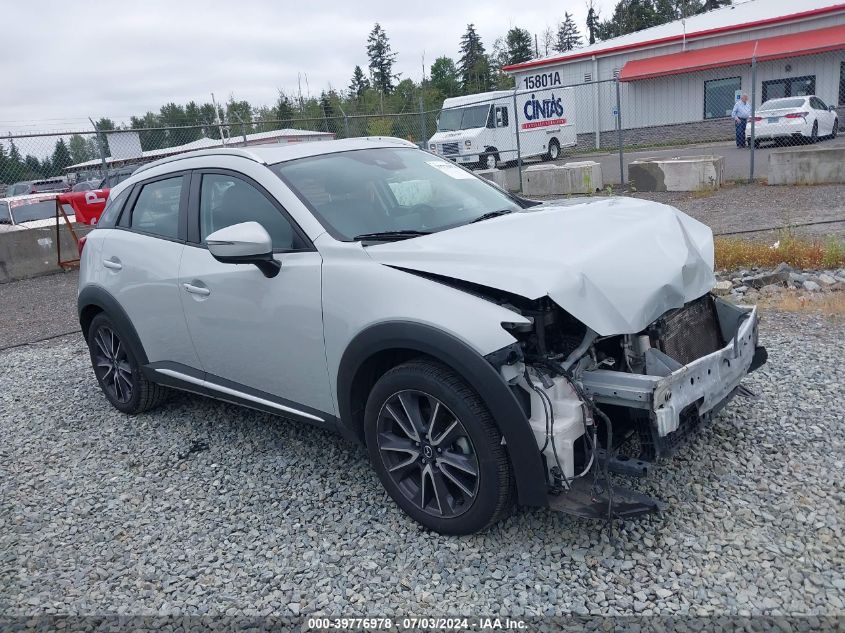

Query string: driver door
[177,169,334,421]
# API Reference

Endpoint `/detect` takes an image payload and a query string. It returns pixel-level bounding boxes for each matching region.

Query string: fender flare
[77,285,149,366]
[337,321,548,507]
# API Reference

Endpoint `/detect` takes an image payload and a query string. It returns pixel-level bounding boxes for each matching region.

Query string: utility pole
[211,93,226,145]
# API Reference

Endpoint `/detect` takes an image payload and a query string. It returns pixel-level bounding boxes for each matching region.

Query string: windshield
[437,105,490,131]
[761,98,805,111]
[272,147,521,240]
[9,199,57,224]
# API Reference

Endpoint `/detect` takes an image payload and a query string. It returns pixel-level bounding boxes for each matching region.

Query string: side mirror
[206,221,280,278]
[831,105,838,112]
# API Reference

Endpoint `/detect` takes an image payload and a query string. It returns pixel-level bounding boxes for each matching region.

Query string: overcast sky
[3,0,613,135]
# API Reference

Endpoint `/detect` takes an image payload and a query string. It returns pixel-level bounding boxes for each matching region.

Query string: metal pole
[513,88,523,192]
[211,92,226,144]
[616,79,625,188]
[88,117,108,179]
[419,96,427,149]
[749,55,757,183]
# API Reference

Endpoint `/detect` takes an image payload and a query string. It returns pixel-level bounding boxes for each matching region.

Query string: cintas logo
[521,92,567,129]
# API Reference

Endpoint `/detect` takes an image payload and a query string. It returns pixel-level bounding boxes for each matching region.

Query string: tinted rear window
[761,98,805,110]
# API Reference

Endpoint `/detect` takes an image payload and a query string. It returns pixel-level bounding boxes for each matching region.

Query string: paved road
[502,136,845,188]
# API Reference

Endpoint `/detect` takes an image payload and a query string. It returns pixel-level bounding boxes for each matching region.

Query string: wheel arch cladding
[337,321,548,507]
[78,285,149,366]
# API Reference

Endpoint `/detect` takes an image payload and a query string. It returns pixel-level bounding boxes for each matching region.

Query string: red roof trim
[502,3,845,72]
[618,24,845,81]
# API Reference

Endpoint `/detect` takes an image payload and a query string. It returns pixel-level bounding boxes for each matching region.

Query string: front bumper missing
[579,302,764,438]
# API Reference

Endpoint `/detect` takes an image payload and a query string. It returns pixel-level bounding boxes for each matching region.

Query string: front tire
[831,119,838,139]
[86,313,169,414]
[364,360,514,534]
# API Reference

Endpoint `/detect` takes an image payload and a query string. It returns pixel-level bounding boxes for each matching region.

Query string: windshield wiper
[353,230,432,242]
[469,209,514,224]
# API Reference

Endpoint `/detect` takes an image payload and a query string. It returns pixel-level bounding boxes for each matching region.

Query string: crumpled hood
[367,197,715,336]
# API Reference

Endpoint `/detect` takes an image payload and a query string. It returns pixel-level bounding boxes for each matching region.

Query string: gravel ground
[0,270,79,350]
[628,183,845,240]
[1,311,843,617]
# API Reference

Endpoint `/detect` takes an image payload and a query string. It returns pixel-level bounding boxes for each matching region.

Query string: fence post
[749,55,757,183]
[616,79,625,188]
[418,96,427,149]
[89,117,108,178]
[512,87,523,193]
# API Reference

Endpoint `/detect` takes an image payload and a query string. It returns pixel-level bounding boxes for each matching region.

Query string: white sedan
[746,95,839,147]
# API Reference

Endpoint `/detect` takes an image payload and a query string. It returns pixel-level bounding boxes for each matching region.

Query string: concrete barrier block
[0,224,91,283]
[476,168,509,190]
[768,147,845,185]
[523,161,603,196]
[628,155,725,192]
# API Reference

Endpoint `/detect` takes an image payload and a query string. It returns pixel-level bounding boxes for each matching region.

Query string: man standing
[732,94,752,148]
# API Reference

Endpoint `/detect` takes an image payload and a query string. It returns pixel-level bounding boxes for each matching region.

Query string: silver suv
[78,138,766,534]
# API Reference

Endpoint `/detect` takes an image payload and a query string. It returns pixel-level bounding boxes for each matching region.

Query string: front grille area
[440,142,459,156]
[654,295,723,365]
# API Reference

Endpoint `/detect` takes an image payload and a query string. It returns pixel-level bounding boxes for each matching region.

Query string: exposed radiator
[654,295,724,365]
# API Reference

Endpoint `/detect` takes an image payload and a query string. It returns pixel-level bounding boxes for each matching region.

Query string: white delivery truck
[427,88,576,169]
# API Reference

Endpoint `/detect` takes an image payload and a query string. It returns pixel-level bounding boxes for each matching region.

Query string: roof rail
[133,148,266,175]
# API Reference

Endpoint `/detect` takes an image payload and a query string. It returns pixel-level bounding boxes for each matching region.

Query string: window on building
[704,77,741,119]
[762,75,815,102]
[839,63,844,106]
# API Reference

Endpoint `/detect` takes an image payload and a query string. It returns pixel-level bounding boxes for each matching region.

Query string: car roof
[133,136,418,177]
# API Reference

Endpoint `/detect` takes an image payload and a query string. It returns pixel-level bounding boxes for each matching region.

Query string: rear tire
[86,313,169,414]
[544,138,561,161]
[364,359,514,534]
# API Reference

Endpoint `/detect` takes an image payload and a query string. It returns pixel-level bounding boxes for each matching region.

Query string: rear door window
[129,176,183,239]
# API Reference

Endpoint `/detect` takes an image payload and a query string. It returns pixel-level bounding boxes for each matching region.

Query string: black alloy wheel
[91,324,134,404]
[86,312,169,414]
[364,360,514,534]
[375,389,479,518]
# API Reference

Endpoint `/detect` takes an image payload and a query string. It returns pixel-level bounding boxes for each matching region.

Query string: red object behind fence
[58,189,110,225]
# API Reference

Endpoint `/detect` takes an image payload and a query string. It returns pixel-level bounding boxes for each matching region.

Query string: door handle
[102,258,122,271]
[182,282,211,297]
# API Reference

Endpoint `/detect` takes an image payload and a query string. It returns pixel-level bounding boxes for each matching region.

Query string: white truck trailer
[427,88,577,169]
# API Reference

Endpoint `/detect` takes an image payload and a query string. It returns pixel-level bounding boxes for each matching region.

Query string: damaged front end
[489,292,767,520]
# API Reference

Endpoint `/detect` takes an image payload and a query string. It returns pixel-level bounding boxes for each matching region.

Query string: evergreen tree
[702,0,730,10]
[348,65,370,99]
[68,134,91,165]
[429,56,461,98]
[94,118,115,131]
[366,23,398,94]
[555,12,582,52]
[273,92,296,126]
[586,1,599,44]
[51,139,72,175]
[505,27,533,65]
[8,141,22,165]
[458,24,491,94]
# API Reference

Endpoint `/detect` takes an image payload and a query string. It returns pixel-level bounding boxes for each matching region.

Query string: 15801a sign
[522,71,562,90]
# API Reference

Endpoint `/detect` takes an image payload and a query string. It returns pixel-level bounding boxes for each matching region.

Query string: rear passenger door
[99,172,202,368]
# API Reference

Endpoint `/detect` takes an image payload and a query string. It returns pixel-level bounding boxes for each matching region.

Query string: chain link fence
[1,49,843,204]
